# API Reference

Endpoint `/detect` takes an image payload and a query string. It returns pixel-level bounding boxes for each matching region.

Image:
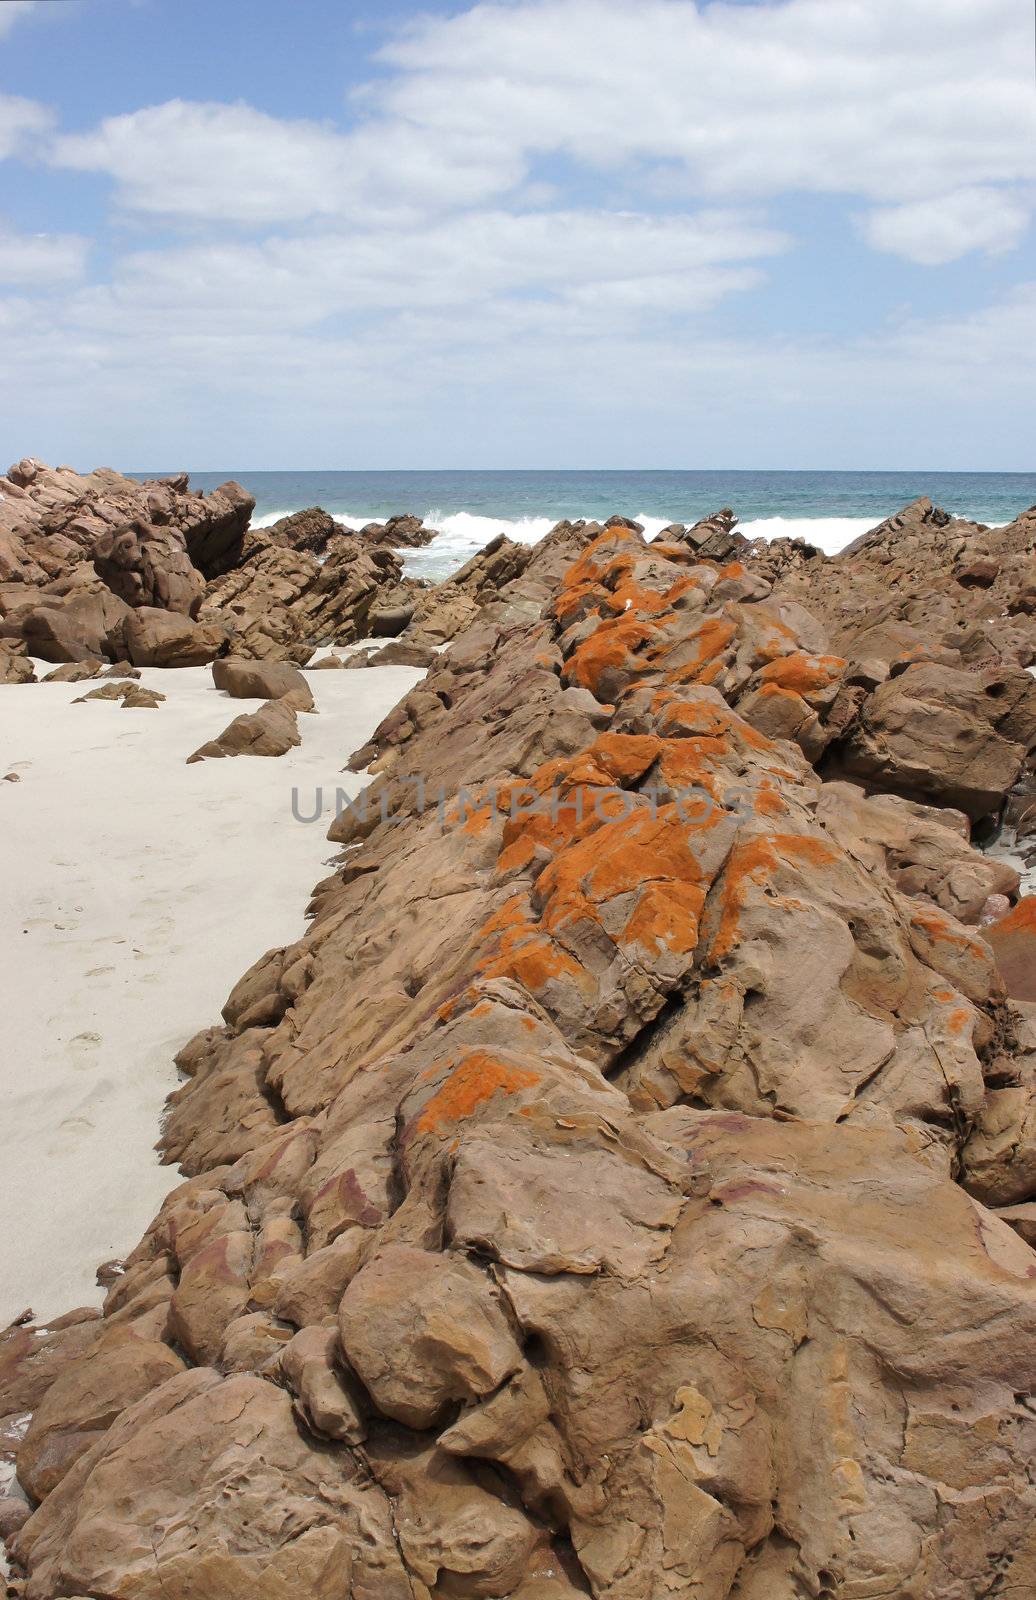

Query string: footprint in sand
[69,1031,102,1065]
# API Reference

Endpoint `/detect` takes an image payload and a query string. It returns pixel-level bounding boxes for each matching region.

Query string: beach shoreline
[0,654,422,1325]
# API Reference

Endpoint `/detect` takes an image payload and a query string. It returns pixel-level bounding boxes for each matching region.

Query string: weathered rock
[406,534,533,645]
[200,527,411,661]
[212,654,314,708]
[0,643,35,683]
[836,661,1036,819]
[40,657,104,683]
[0,461,253,661]
[14,506,1036,1600]
[12,1372,417,1599]
[186,697,301,762]
[368,639,438,668]
[122,606,228,668]
[984,897,1036,1002]
[338,1247,523,1429]
[360,513,438,548]
[74,680,165,708]
[16,1329,184,1500]
[261,506,350,557]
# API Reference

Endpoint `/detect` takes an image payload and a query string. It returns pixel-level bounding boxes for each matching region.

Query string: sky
[0,0,1034,470]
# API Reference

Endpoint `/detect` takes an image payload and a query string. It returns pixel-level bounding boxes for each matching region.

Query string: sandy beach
[0,656,423,1326]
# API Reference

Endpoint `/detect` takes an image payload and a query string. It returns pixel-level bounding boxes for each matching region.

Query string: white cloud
[6,0,1036,467]
[0,93,51,161]
[858,186,1031,265]
[48,0,1035,230]
[51,98,523,226]
[69,207,784,335]
[0,225,87,285]
[0,2,34,39]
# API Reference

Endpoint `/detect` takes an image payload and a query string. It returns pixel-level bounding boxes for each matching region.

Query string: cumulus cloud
[0,93,51,162]
[5,0,1036,465]
[47,0,1036,229]
[51,98,524,227]
[858,187,1031,266]
[0,225,87,285]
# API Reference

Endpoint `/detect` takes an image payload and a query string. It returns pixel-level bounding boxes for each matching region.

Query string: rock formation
[0,459,253,663]
[4,500,1036,1599]
[0,466,439,668]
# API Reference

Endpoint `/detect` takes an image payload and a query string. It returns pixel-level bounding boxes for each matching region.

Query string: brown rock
[187,697,301,762]
[368,639,438,668]
[16,1329,184,1500]
[12,1371,415,1599]
[338,1247,522,1428]
[123,606,228,667]
[837,661,1036,819]
[41,657,104,683]
[200,526,410,661]
[212,654,314,708]
[984,897,1036,1002]
[0,643,35,683]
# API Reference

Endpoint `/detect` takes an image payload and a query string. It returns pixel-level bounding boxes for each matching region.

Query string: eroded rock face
[0,460,254,662]
[199,526,415,661]
[7,510,1036,1600]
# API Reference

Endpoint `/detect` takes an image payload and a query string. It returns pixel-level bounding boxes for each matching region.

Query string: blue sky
[0,0,1034,469]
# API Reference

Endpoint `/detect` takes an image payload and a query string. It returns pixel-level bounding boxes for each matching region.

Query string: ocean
[151,469,1036,582]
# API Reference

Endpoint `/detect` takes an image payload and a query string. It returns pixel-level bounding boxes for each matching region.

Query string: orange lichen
[528,801,723,961]
[988,897,1036,936]
[653,616,737,683]
[476,894,587,991]
[910,905,989,958]
[710,833,840,961]
[563,615,660,696]
[415,1050,541,1135]
[759,652,846,696]
[622,879,707,956]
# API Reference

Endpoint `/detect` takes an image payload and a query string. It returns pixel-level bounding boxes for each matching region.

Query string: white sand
[0,656,422,1326]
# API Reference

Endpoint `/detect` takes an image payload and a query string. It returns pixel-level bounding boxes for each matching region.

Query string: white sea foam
[248,504,889,576]
[735,515,879,554]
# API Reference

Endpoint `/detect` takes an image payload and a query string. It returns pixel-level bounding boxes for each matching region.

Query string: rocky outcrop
[405,533,534,644]
[199,526,417,662]
[0,460,253,664]
[770,495,1036,670]
[360,513,439,548]
[9,512,1036,1600]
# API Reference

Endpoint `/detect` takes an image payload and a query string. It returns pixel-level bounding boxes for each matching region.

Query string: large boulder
[212,655,313,708]
[123,607,229,668]
[836,661,1036,820]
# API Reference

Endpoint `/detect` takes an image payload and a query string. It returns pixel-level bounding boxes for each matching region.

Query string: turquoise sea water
[143,469,1036,580]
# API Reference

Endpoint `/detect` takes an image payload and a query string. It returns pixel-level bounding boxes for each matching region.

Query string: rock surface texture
[5,500,1036,1599]
[0,466,437,667]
